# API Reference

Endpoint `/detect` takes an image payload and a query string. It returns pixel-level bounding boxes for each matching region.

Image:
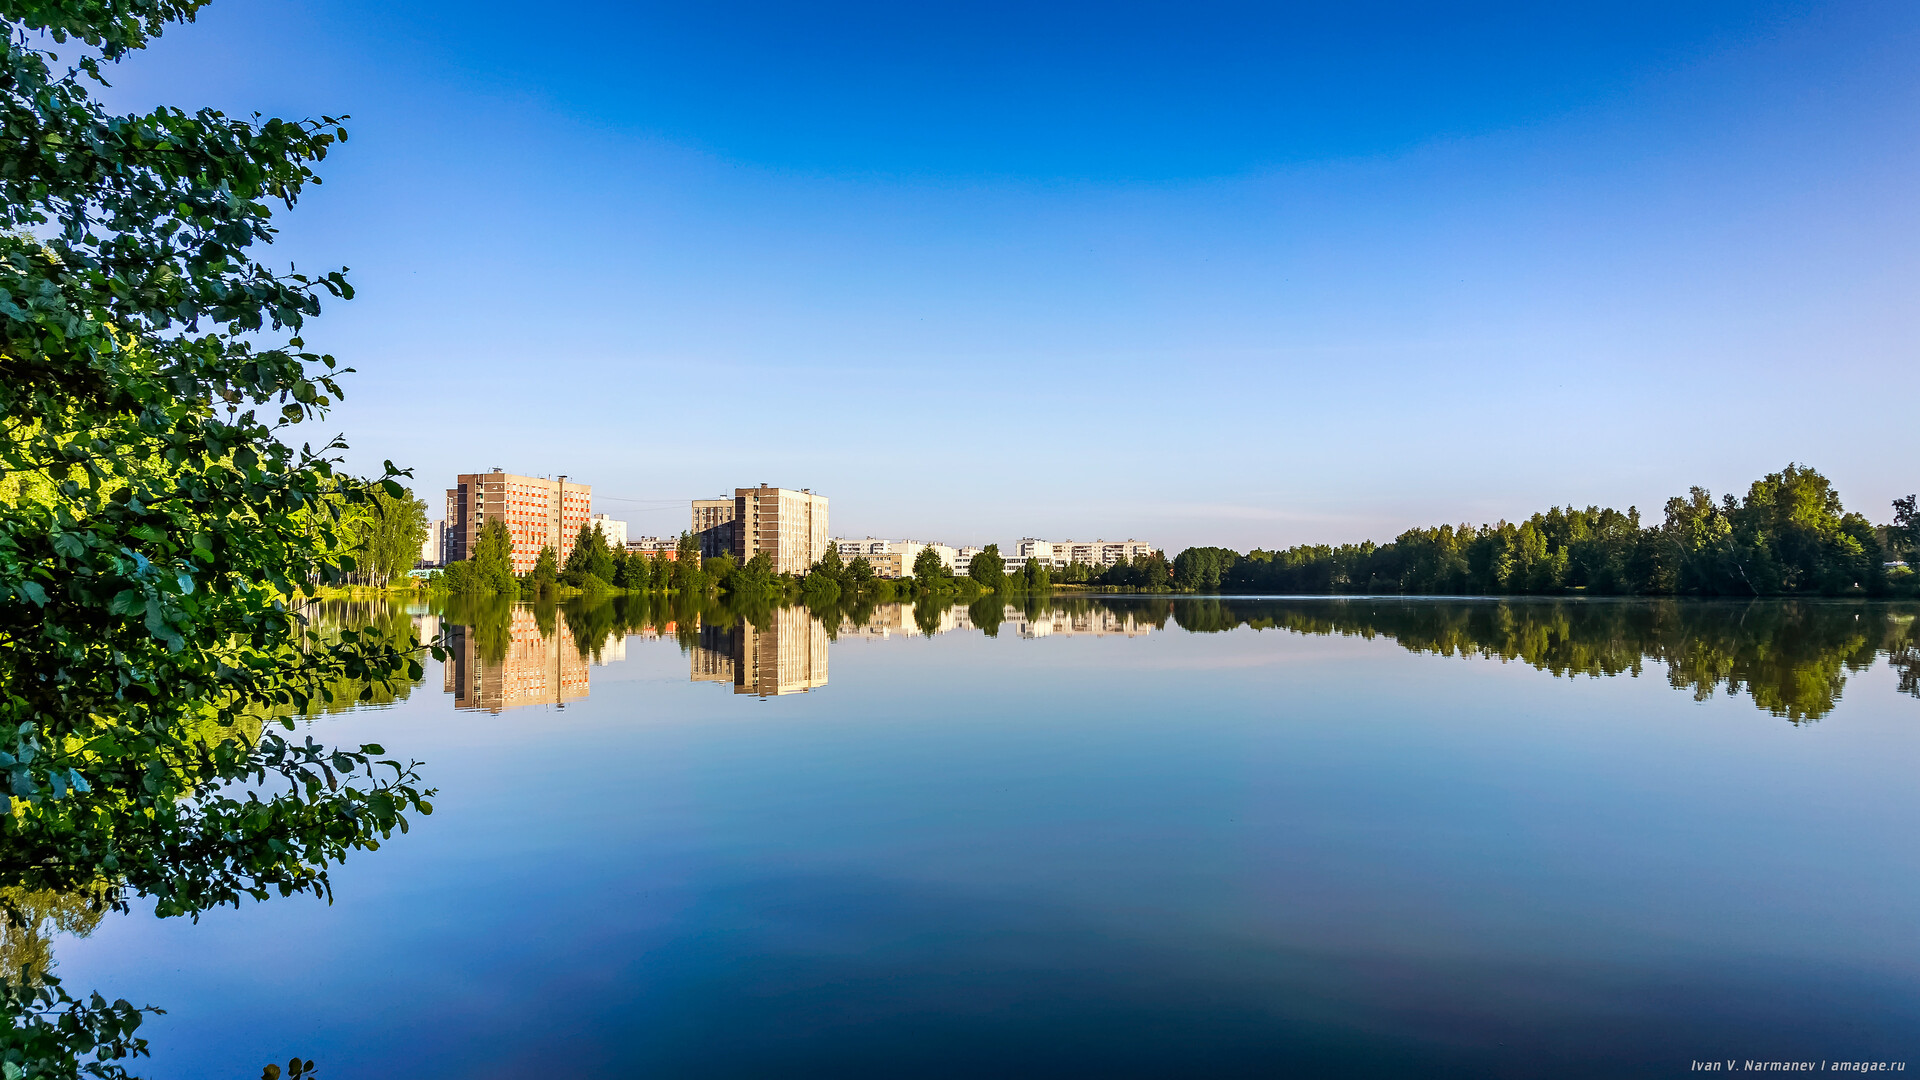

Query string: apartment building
[832,537,958,578]
[588,512,628,550]
[445,469,592,574]
[732,485,829,574]
[1014,538,1157,569]
[691,498,736,559]
[627,535,682,560]
[951,546,984,576]
[419,519,447,568]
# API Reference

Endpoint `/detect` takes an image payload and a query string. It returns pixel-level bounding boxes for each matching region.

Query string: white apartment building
[589,513,628,551]
[832,537,958,578]
[951,546,983,576]
[420,519,447,568]
[1014,538,1157,569]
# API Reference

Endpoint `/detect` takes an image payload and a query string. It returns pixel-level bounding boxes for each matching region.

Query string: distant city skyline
[97,1,1920,550]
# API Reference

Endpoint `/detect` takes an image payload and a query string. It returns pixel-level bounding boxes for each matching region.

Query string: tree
[465,519,517,593]
[1021,557,1049,591]
[586,525,615,583]
[0,1,432,1072]
[1173,547,1237,591]
[1893,495,1919,566]
[529,544,558,593]
[812,545,844,583]
[561,522,595,586]
[349,486,426,587]
[616,549,652,591]
[845,555,875,587]
[912,545,948,587]
[969,543,1006,592]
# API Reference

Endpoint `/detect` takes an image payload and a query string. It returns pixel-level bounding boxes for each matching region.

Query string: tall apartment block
[691,498,736,559]
[444,469,592,575]
[691,486,829,573]
[733,485,829,574]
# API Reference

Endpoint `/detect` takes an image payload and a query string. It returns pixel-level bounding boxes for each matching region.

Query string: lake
[49,596,1920,1077]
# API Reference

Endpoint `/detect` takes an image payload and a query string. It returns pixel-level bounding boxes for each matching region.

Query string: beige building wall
[588,513,627,550]
[732,485,829,575]
[831,537,949,578]
[691,498,736,559]
[445,469,592,574]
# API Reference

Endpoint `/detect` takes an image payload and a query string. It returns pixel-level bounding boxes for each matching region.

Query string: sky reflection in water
[52,598,1920,1078]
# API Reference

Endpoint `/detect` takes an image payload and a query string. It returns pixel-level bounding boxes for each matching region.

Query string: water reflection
[691,607,830,696]
[313,595,1920,722]
[1145,597,1919,722]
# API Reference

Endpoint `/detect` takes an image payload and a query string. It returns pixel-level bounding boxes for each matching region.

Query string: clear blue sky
[102,1,1918,549]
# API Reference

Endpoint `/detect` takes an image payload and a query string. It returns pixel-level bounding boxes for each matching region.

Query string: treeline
[1175,466,1919,597]
[442,523,712,598]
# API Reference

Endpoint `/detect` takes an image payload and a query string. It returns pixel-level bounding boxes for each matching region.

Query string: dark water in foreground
[56,598,1920,1077]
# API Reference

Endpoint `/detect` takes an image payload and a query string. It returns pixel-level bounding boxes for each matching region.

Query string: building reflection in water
[443,606,598,713]
[690,605,830,696]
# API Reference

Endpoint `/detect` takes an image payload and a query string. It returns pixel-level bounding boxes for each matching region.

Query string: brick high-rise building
[732,485,829,574]
[444,469,591,575]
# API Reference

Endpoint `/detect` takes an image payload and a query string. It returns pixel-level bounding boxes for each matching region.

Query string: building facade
[444,469,592,575]
[588,512,628,551]
[691,498,736,559]
[1014,538,1157,569]
[951,546,984,576]
[731,485,829,574]
[419,519,447,568]
[832,537,958,578]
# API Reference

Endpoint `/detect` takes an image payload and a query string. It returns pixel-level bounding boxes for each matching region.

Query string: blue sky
[102,1,1918,549]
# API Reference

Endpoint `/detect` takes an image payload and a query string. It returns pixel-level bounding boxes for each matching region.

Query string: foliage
[1173,547,1236,591]
[968,543,1005,592]
[528,544,557,593]
[1018,557,1051,592]
[911,545,947,586]
[1893,495,1919,565]
[443,520,514,595]
[967,594,1004,636]
[1191,466,1899,597]
[718,552,776,599]
[0,0,434,1073]
[845,555,875,586]
[614,547,651,591]
[561,522,612,588]
[340,487,425,588]
[813,545,843,580]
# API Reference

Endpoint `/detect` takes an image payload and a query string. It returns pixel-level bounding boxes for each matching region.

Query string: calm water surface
[55,597,1920,1077]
